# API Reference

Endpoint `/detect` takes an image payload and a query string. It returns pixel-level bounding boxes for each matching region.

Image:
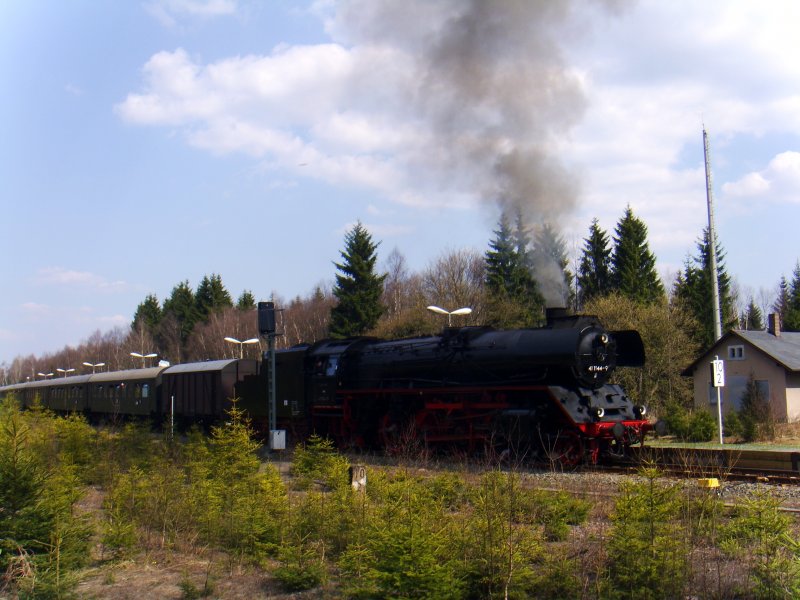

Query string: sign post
[710,356,725,444]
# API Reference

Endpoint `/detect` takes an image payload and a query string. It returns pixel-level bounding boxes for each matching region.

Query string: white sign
[711,358,725,388]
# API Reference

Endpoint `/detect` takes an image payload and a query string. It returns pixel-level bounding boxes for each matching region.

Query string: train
[0,308,653,466]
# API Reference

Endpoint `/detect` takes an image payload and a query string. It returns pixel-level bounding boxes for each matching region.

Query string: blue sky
[2,0,800,365]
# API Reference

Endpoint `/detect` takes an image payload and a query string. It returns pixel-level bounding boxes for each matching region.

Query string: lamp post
[37,372,54,379]
[426,305,473,326]
[56,368,75,378]
[82,361,105,374]
[224,336,260,359]
[130,352,157,368]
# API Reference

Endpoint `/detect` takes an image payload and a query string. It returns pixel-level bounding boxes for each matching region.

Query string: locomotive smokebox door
[258,301,276,335]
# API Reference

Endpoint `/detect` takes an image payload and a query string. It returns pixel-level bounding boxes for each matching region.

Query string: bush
[686,410,717,442]
[0,398,92,597]
[720,490,800,598]
[723,410,742,439]
[660,399,691,440]
[739,375,775,442]
[291,434,350,491]
[605,468,688,599]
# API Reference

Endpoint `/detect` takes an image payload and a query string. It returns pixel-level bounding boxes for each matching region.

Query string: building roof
[683,330,800,375]
[734,330,800,371]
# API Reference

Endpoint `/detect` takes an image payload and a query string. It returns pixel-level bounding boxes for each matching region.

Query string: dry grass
[774,420,800,444]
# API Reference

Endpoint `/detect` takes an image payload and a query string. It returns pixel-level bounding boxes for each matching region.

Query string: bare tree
[422,248,487,325]
[282,286,335,346]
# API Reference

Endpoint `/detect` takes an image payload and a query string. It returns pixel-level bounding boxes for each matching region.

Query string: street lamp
[56,368,75,378]
[82,361,105,374]
[130,352,157,368]
[37,372,54,379]
[426,305,473,326]
[224,336,260,359]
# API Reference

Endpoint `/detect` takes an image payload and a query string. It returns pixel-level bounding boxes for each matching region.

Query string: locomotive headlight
[599,333,609,345]
[634,405,647,417]
[591,406,605,419]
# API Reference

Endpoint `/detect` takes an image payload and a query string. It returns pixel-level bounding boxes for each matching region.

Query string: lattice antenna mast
[703,127,723,342]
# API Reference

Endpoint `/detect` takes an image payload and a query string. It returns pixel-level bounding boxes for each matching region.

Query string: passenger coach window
[142,384,150,398]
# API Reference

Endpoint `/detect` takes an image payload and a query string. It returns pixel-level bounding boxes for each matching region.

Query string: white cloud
[118,0,800,280]
[145,0,237,27]
[35,268,130,293]
[64,83,84,96]
[723,152,800,203]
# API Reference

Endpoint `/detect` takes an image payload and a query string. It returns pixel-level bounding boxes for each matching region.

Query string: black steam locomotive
[0,310,651,465]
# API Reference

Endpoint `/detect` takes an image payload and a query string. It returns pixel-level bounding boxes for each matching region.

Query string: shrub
[739,375,775,442]
[0,398,92,597]
[686,410,717,442]
[660,399,691,440]
[720,490,800,598]
[273,538,327,592]
[723,410,742,439]
[291,433,350,491]
[605,468,688,599]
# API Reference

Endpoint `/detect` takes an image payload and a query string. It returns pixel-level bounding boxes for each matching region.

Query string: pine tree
[783,261,800,331]
[577,218,612,307]
[195,274,233,321]
[772,276,790,323]
[611,205,665,304]
[485,212,518,294]
[329,222,386,338]
[672,228,736,347]
[484,212,544,327]
[162,280,199,345]
[237,290,256,311]
[743,298,764,330]
[132,294,162,334]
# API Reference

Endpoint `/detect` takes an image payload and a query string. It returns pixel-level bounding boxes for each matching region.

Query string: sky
[2,0,800,365]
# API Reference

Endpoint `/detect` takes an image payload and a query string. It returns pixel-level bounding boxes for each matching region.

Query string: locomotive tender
[0,310,652,465]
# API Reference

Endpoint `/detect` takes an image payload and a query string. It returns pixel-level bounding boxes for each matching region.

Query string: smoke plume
[330,0,627,304]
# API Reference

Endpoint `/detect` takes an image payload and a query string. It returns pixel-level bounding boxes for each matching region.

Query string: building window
[727,345,745,360]
[755,380,770,401]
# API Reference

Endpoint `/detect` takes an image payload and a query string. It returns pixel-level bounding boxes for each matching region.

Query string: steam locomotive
[0,309,652,465]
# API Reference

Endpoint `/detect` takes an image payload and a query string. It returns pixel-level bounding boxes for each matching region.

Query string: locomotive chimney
[768,313,781,337]
[546,307,569,325]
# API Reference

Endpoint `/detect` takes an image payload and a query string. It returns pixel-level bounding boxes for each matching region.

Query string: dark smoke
[331,0,630,304]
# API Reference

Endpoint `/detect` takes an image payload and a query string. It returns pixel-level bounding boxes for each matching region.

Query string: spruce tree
[237,290,256,310]
[484,212,544,327]
[195,273,233,321]
[743,298,764,330]
[672,228,737,347]
[132,294,162,334]
[772,276,790,320]
[611,205,665,304]
[163,280,199,345]
[485,212,518,294]
[784,261,800,331]
[329,221,386,338]
[577,218,612,307]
